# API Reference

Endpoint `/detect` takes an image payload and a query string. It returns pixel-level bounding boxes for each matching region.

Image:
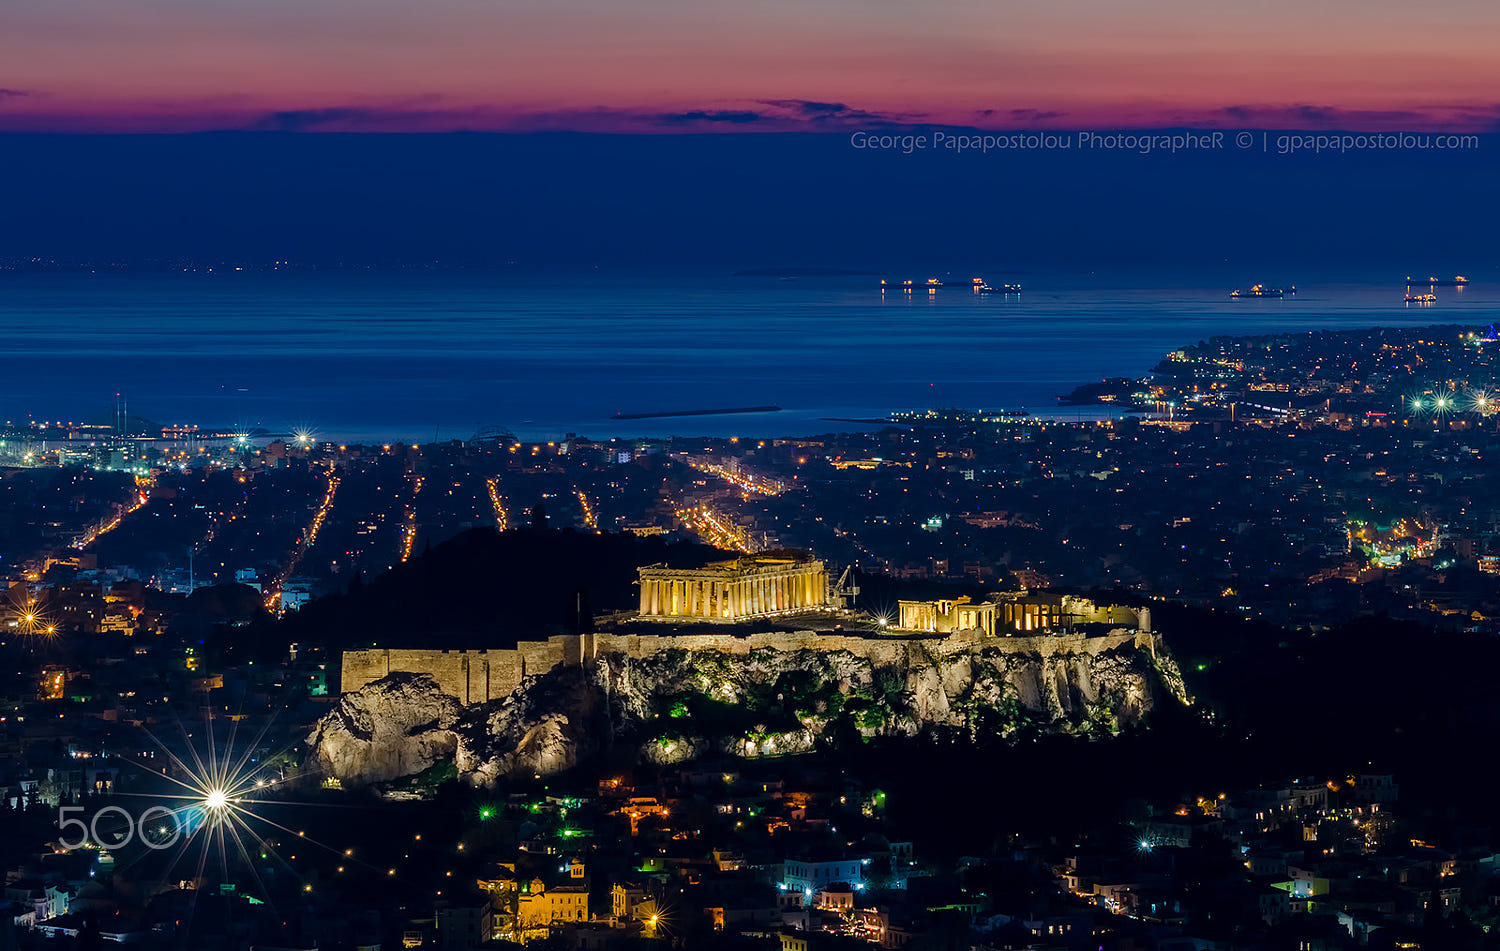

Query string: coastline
[0,271,1491,444]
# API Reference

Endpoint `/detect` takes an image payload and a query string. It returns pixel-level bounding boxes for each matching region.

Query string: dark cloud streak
[656,110,762,124]
[0,97,1493,133]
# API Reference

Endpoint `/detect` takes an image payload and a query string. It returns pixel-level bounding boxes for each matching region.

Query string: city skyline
[5,3,1500,949]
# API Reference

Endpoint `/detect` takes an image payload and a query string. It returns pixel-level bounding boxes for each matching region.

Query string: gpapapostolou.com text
[848,129,1481,156]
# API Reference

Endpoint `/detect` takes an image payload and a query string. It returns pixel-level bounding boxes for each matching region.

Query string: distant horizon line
[0,124,1495,137]
[0,259,1486,280]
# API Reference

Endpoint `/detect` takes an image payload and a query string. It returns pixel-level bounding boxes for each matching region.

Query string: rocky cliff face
[307,671,464,784]
[308,640,1186,788]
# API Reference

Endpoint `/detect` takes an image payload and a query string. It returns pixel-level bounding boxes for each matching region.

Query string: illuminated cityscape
[4,0,1499,944]
[0,319,1498,947]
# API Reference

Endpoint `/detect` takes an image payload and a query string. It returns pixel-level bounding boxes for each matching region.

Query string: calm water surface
[2,271,1495,441]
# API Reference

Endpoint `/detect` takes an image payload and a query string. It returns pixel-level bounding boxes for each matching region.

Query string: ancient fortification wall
[341,628,1164,706]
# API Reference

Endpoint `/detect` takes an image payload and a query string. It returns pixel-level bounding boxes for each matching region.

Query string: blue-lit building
[782,858,863,896]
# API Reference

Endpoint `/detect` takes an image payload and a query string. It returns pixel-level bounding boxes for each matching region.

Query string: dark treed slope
[262,526,728,652]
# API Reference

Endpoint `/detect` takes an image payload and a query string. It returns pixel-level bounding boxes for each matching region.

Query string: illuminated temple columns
[896,597,998,634]
[636,553,830,623]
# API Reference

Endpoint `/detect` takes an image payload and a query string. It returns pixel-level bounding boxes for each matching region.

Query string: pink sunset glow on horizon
[3,0,1499,133]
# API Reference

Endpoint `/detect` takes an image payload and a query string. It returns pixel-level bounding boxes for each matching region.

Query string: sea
[2,269,1496,442]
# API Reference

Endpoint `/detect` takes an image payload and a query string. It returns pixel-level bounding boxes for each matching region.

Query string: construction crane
[830,565,860,609]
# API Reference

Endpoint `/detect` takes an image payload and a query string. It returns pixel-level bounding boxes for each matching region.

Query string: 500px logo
[58,804,190,851]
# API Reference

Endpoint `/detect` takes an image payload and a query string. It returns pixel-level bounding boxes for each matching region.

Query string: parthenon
[637,551,830,622]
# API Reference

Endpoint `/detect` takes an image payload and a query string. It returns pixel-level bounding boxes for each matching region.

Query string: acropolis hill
[317,555,1185,786]
[339,623,1167,706]
[340,551,1162,702]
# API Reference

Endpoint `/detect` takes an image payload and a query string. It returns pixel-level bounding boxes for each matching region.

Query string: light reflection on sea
[0,270,1493,441]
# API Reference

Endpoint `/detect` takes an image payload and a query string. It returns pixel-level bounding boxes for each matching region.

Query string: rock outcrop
[306,672,463,783]
[309,638,1186,788]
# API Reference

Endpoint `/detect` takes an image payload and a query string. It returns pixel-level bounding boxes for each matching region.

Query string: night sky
[4,0,1500,132]
[2,0,1497,269]
[0,132,1492,271]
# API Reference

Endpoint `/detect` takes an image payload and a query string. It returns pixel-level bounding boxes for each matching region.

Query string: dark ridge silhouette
[263,526,726,652]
